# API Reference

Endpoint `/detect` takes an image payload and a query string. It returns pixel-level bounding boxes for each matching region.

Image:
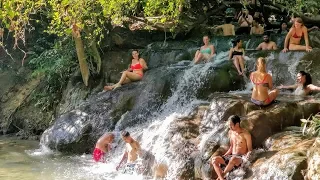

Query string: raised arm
[277,84,298,90]
[307,84,320,92]
[139,58,148,70]
[283,28,294,52]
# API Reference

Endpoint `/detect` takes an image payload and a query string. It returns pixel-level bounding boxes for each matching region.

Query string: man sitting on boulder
[93,132,115,162]
[211,115,252,180]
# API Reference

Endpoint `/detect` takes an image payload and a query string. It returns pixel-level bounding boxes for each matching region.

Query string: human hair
[229,115,241,125]
[225,17,232,24]
[121,130,130,137]
[292,17,304,28]
[232,39,241,47]
[129,49,140,62]
[299,71,312,89]
[256,57,267,73]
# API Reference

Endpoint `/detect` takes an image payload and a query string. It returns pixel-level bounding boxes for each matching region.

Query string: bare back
[251,71,272,101]
[95,134,113,152]
[222,24,235,36]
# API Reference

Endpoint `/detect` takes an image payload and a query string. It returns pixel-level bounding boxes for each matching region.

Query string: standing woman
[229,39,245,75]
[193,35,216,64]
[250,57,279,106]
[104,50,148,91]
[282,17,312,52]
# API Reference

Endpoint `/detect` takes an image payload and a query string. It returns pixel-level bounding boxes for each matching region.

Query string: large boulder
[248,131,314,180]
[194,94,320,180]
[306,137,320,180]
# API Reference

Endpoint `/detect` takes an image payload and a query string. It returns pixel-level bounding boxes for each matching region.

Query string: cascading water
[19,34,316,180]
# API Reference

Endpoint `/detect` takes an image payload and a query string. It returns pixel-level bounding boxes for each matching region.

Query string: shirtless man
[116,131,142,171]
[256,34,277,50]
[93,132,115,162]
[214,18,235,36]
[211,115,252,180]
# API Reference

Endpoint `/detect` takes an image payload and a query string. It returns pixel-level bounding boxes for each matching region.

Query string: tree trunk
[73,31,89,86]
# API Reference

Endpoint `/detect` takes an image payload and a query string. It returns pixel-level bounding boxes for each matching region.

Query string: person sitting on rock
[250,57,279,106]
[214,17,235,36]
[211,115,252,180]
[104,50,148,91]
[256,34,277,50]
[194,35,216,64]
[250,20,264,35]
[282,17,312,52]
[93,132,115,162]
[229,39,245,76]
[277,71,320,96]
[116,131,142,172]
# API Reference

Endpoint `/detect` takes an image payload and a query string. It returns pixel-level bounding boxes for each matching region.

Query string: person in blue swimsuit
[193,35,216,64]
[228,39,245,76]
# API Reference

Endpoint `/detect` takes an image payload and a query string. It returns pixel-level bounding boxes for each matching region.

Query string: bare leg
[238,56,245,75]
[194,50,200,60]
[104,71,142,91]
[211,156,226,180]
[265,89,279,105]
[289,44,311,51]
[232,56,242,75]
[195,53,204,64]
[223,157,241,176]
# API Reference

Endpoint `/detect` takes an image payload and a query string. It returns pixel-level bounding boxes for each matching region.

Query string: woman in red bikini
[104,50,148,90]
[282,17,312,52]
[250,57,279,106]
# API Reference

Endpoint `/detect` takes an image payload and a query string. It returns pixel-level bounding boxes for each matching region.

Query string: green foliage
[301,113,320,137]
[28,38,77,111]
[274,0,320,15]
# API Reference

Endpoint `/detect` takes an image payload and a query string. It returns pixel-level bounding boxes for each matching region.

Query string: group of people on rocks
[98,9,320,179]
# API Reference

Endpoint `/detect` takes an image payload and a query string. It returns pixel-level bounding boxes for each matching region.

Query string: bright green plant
[28,38,77,111]
[301,113,320,137]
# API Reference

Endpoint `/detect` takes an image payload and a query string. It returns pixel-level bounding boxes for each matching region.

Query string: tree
[0,0,186,86]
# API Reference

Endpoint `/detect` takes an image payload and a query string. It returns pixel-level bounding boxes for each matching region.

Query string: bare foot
[113,83,122,90]
[104,86,113,91]
[238,72,243,76]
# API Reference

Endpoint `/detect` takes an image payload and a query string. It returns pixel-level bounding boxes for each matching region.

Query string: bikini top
[251,73,269,88]
[200,47,211,54]
[292,29,304,38]
[231,49,243,58]
[130,61,143,70]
